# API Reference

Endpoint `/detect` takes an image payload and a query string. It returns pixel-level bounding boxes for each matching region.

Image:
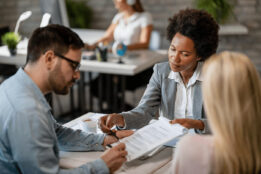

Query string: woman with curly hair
[172,51,261,174]
[99,9,219,134]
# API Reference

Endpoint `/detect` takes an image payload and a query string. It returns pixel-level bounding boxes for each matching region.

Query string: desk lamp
[14,11,32,34]
[40,13,51,27]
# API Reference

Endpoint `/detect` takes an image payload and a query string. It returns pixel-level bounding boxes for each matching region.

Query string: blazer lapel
[193,81,203,118]
[163,78,177,120]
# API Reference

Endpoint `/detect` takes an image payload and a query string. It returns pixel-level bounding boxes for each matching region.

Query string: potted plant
[195,0,233,24]
[1,32,20,56]
[66,0,93,28]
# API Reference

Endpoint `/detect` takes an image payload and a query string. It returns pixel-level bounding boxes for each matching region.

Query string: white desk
[0,49,167,113]
[61,112,174,174]
[81,50,167,75]
[0,49,167,75]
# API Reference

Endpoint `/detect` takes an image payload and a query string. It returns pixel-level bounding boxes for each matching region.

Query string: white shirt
[112,12,153,45]
[168,62,203,119]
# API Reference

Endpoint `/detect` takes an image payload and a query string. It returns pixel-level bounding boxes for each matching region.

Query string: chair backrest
[149,30,161,50]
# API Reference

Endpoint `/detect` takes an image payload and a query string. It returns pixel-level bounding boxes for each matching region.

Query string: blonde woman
[171,51,261,174]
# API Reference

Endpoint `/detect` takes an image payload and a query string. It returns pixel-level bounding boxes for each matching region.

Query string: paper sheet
[70,113,106,133]
[113,117,188,161]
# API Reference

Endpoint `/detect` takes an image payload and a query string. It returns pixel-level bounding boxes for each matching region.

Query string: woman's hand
[170,118,204,130]
[99,114,125,133]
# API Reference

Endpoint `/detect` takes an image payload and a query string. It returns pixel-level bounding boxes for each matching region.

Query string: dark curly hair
[167,9,219,61]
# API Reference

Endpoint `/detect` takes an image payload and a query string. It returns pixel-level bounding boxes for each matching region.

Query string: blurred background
[0,0,261,120]
[0,0,260,63]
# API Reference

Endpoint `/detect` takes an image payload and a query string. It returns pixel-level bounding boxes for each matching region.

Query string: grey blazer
[121,62,210,134]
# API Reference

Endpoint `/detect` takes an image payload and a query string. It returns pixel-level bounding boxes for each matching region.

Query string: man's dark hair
[167,9,219,61]
[26,24,84,63]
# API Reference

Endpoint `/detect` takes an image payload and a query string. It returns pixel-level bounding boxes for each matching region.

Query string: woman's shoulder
[154,62,171,74]
[178,134,213,148]
[175,134,214,162]
[173,135,214,174]
[138,12,153,25]
[112,12,124,24]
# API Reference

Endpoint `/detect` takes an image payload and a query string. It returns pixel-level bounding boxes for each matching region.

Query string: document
[70,113,106,133]
[113,117,188,161]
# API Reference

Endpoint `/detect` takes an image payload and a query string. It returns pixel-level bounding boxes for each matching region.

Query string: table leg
[113,75,118,112]
[98,74,103,112]
[120,75,126,111]
[78,72,86,113]
[106,74,112,112]
[88,72,93,111]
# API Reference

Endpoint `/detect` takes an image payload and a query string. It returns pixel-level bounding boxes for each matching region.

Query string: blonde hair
[202,51,261,174]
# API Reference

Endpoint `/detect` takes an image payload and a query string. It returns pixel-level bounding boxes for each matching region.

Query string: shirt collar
[168,62,203,86]
[16,68,51,112]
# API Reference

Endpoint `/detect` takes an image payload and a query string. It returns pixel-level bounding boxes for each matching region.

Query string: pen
[108,130,119,140]
[106,144,112,148]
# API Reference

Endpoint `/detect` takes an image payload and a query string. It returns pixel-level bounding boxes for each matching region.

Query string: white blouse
[168,62,203,119]
[112,12,153,45]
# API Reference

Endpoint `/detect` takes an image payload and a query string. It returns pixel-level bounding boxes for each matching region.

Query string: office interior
[0,0,261,122]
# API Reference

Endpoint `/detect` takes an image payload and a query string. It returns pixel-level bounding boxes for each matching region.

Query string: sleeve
[195,119,210,134]
[112,12,123,24]
[7,110,109,174]
[140,12,153,27]
[52,117,105,152]
[120,64,162,129]
[195,107,211,134]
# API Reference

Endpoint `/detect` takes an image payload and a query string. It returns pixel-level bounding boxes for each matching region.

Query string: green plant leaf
[195,0,233,24]
[66,0,93,28]
[1,32,20,50]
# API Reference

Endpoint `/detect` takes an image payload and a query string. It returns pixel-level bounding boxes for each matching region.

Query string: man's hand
[101,143,127,173]
[99,114,125,133]
[170,118,204,130]
[103,130,134,147]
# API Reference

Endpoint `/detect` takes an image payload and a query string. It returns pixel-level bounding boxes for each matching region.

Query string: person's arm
[98,63,162,131]
[121,64,162,129]
[170,118,205,131]
[85,22,117,50]
[53,117,105,152]
[127,24,153,50]
[8,111,109,174]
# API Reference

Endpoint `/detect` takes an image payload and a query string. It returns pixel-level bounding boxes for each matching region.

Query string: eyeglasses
[54,52,81,72]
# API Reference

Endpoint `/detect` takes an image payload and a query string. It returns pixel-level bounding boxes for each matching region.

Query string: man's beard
[49,66,75,95]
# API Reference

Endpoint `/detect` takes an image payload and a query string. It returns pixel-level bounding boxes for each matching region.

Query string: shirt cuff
[195,119,207,134]
[87,133,106,151]
[84,158,110,174]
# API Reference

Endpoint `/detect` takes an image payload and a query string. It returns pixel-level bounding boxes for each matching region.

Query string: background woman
[172,51,261,174]
[86,0,153,50]
[88,0,154,109]
[99,9,219,134]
